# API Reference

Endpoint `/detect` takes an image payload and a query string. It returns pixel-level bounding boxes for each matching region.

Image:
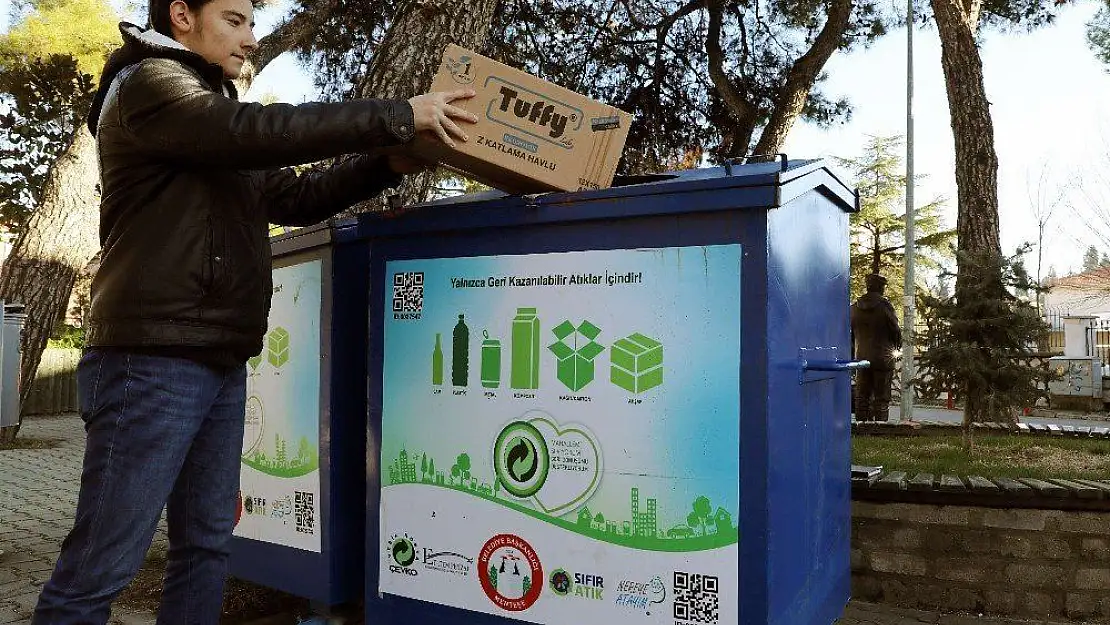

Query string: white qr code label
[295,490,315,535]
[392,272,424,313]
[673,571,720,624]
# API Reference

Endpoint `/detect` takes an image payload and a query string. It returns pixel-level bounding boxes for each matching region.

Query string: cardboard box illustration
[610,333,663,394]
[548,320,604,392]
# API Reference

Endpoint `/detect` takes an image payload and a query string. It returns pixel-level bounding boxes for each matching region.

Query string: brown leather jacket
[85,23,414,361]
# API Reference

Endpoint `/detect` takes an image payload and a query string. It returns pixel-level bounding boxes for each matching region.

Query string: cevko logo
[483,77,582,148]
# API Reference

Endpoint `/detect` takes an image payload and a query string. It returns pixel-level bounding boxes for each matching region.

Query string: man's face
[172,0,258,79]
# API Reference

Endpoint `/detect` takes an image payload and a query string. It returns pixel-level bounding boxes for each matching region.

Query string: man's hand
[408,89,479,148]
[388,154,430,175]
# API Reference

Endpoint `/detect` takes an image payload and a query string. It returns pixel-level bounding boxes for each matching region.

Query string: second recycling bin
[361,159,859,625]
[228,221,369,605]
[0,303,24,428]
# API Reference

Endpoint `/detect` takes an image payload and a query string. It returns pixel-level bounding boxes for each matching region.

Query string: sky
[3,0,1110,278]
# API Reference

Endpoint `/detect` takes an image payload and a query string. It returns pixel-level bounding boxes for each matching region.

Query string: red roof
[1048,266,1110,290]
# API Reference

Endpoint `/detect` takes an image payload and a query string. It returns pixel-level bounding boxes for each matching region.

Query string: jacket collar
[88,22,238,135]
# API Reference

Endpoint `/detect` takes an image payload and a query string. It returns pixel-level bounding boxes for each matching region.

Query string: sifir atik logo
[548,569,604,600]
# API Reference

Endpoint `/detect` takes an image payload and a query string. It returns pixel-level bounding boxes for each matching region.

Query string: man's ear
[167,0,195,36]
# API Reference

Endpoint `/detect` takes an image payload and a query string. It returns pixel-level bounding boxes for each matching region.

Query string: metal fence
[24,348,80,415]
[1042,310,1110,363]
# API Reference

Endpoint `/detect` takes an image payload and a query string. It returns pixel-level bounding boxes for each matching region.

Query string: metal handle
[801,359,870,372]
[723,153,789,176]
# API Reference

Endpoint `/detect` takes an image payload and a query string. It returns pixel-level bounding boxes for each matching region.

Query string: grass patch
[117,547,311,623]
[852,433,1110,481]
[0,436,62,451]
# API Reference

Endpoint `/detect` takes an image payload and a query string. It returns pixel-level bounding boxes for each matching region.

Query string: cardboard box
[414,44,633,194]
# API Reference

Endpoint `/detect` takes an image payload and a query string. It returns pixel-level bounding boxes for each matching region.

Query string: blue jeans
[34,348,246,624]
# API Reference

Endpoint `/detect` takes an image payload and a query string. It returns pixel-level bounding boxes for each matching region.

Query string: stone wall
[852,501,1110,621]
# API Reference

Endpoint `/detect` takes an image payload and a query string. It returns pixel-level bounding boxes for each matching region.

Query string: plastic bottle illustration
[432,333,444,385]
[481,330,501,388]
[452,314,469,386]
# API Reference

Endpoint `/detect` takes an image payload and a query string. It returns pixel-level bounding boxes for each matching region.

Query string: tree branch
[706,0,756,154]
[235,0,337,93]
[752,0,853,155]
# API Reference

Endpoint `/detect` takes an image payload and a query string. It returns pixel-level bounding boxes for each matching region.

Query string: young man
[32,0,477,622]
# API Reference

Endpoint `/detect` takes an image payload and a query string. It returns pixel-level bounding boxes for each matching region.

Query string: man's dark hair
[149,0,213,36]
[148,0,263,36]
[865,273,887,293]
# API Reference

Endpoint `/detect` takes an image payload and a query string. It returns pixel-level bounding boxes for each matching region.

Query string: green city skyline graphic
[243,432,319,478]
[385,446,737,552]
[428,308,664,394]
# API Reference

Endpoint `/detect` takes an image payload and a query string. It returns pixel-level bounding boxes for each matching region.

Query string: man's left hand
[388,154,431,175]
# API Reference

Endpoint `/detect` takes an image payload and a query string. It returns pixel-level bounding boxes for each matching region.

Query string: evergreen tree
[918,245,1049,425]
[837,135,955,315]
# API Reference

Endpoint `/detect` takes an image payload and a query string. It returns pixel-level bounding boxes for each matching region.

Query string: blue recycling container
[361,158,858,625]
[228,221,369,605]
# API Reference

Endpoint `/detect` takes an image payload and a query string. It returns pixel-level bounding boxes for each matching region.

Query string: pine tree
[918,246,1049,426]
[837,136,955,315]
[1083,246,1100,272]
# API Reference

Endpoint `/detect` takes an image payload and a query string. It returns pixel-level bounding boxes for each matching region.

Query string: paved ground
[0,414,1096,625]
[0,414,165,624]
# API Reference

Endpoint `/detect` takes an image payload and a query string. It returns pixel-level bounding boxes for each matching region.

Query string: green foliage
[917,247,1050,424]
[484,0,888,171]
[0,0,120,78]
[47,322,85,348]
[0,55,93,232]
[1088,5,1110,69]
[0,0,119,232]
[299,0,889,174]
[837,135,954,313]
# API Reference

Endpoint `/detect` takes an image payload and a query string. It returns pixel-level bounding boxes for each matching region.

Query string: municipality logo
[388,533,418,576]
[494,421,550,498]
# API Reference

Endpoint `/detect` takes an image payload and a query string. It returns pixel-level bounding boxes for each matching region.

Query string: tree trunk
[872,230,881,274]
[931,0,1002,424]
[752,0,853,156]
[0,128,99,443]
[349,0,499,212]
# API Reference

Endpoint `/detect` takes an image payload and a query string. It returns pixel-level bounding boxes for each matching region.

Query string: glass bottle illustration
[481,330,501,388]
[511,307,540,389]
[452,314,469,386]
[432,333,444,385]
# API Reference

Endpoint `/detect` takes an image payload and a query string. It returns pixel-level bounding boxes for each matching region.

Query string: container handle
[801,358,870,372]
[723,153,788,176]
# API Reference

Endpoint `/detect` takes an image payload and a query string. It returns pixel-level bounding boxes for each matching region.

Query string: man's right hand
[408,89,479,148]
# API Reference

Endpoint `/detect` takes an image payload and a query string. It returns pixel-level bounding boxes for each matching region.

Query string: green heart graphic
[526,416,602,517]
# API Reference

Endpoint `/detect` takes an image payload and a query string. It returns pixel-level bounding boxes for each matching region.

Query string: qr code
[392,272,424,313]
[673,571,719,623]
[295,491,315,535]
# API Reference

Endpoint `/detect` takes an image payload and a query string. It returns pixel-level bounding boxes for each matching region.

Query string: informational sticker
[234,260,322,553]
[380,246,741,625]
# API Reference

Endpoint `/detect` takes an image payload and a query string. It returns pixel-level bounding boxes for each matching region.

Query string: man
[33,0,477,621]
[850,274,902,422]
